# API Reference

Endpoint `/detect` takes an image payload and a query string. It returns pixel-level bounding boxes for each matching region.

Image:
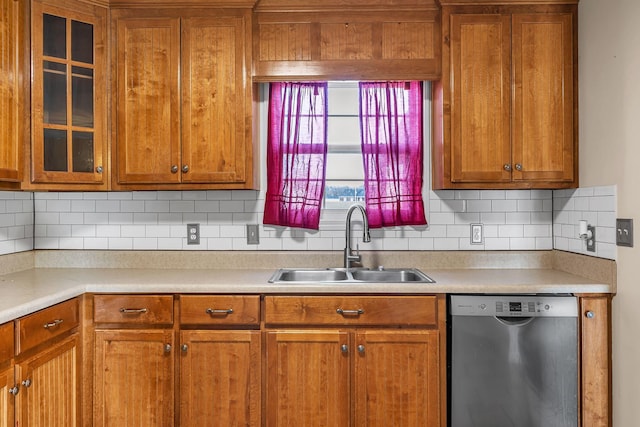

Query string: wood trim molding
[109,0,258,7]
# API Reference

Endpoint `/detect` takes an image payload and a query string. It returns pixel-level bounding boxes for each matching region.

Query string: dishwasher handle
[495,316,535,326]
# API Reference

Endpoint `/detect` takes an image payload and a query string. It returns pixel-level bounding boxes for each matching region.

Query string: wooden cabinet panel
[512,13,575,183]
[16,334,79,427]
[0,0,24,184]
[115,17,181,184]
[0,365,14,427]
[265,330,350,427]
[179,330,261,426]
[94,329,174,427]
[354,330,441,426]
[580,295,612,427]
[0,323,13,363]
[264,295,438,326]
[181,15,249,184]
[253,5,440,81]
[179,295,260,326]
[16,298,79,354]
[93,294,174,325]
[450,13,512,184]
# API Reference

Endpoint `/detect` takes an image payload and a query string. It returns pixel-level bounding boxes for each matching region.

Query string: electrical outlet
[471,223,483,244]
[616,218,634,247]
[586,225,596,252]
[187,223,200,245]
[247,224,260,245]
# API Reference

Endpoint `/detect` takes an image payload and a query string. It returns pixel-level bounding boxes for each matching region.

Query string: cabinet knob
[357,345,365,354]
[585,311,595,319]
[181,344,188,352]
[96,166,103,174]
[182,165,189,173]
[21,379,31,388]
[171,165,179,173]
[164,344,172,353]
[515,163,522,171]
[341,344,348,353]
[503,164,512,172]
[8,385,19,396]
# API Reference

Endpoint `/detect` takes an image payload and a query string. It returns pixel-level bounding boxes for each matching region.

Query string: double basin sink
[269,268,435,284]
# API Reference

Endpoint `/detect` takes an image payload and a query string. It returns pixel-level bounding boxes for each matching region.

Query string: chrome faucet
[344,205,371,269]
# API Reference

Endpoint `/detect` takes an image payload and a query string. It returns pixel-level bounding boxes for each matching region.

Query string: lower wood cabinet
[16,334,79,427]
[0,364,14,427]
[92,294,261,426]
[179,330,261,426]
[94,329,175,426]
[264,295,446,427]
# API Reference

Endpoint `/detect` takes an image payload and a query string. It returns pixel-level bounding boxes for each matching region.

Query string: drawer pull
[336,308,364,316]
[119,308,148,314]
[206,308,234,315]
[43,319,63,329]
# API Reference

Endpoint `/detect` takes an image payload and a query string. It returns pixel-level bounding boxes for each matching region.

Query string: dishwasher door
[450,295,578,427]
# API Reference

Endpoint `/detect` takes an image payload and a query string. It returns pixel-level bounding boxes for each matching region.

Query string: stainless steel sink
[268,268,435,283]
[349,269,435,283]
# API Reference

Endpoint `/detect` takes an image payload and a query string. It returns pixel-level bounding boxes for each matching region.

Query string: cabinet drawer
[94,295,174,325]
[0,322,14,362]
[180,295,260,326]
[264,296,438,327]
[17,298,79,354]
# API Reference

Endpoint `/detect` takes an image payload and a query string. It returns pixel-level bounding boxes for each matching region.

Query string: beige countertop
[0,263,612,324]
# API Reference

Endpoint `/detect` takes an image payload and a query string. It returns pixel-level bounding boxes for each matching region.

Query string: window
[260,82,431,229]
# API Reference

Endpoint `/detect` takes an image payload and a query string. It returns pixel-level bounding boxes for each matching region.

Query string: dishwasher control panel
[450,295,578,317]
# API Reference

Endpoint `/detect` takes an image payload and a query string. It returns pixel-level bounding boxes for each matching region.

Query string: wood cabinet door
[449,13,512,184]
[179,330,260,426]
[15,334,79,427]
[0,0,24,183]
[114,17,181,185]
[94,329,174,427]
[265,330,350,427]
[512,12,575,184]
[354,330,441,427]
[580,296,612,427]
[30,0,108,187]
[181,14,250,184]
[0,364,15,427]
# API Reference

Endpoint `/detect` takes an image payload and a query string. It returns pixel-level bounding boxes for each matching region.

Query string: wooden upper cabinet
[29,0,108,190]
[0,0,25,186]
[433,5,578,189]
[253,0,440,81]
[114,16,181,185]
[112,9,255,190]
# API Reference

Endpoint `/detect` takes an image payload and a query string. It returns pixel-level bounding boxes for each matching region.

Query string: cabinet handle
[8,385,18,396]
[357,345,365,354]
[206,308,234,315]
[341,344,348,353]
[43,319,63,329]
[119,308,148,314]
[503,164,512,172]
[96,166,103,174]
[181,344,188,352]
[336,308,364,316]
[171,165,179,173]
[585,311,595,319]
[182,165,189,173]
[515,163,522,171]
[21,379,31,388]
[164,344,172,353]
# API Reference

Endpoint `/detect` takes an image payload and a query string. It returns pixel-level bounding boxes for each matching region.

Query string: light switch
[616,218,634,247]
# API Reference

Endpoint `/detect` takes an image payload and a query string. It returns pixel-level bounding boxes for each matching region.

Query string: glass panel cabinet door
[31,0,107,186]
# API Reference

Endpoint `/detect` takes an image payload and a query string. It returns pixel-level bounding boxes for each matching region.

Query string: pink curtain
[359,81,427,228]
[263,82,328,229]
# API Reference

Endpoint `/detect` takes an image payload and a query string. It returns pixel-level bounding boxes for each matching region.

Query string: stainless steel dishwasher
[450,295,578,427]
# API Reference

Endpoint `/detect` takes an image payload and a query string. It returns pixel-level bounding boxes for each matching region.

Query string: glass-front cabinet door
[31,0,107,187]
